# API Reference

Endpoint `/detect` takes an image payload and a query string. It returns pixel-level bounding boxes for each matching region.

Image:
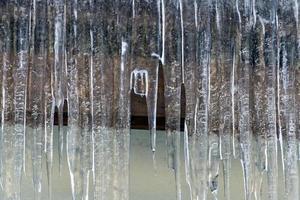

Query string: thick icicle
[278,1,299,199]
[163,1,183,199]
[112,2,132,199]
[251,15,267,200]
[91,1,132,199]
[0,1,4,189]
[1,1,30,199]
[90,1,114,198]
[66,0,93,199]
[76,2,93,198]
[13,0,30,197]
[212,1,237,198]
[182,1,197,198]
[184,0,212,199]
[65,0,81,199]
[208,1,221,198]
[1,1,19,199]
[44,1,55,198]
[28,0,48,198]
[236,0,255,199]
[256,1,279,199]
[131,0,160,153]
[54,0,66,173]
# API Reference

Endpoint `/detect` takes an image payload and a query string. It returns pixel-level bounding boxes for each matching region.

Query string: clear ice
[0,0,300,200]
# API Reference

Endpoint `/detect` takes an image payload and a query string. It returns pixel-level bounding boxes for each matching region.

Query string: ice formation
[0,0,299,200]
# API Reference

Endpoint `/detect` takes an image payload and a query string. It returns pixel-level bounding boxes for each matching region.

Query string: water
[0,0,300,200]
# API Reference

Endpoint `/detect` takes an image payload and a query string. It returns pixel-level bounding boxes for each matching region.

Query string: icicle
[236,0,255,199]
[66,0,93,199]
[183,0,212,199]
[90,1,132,199]
[77,2,93,195]
[112,1,132,198]
[13,1,31,198]
[54,0,66,173]
[44,1,55,198]
[278,1,300,198]
[1,1,30,199]
[131,0,160,154]
[1,1,19,198]
[182,0,197,198]
[293,0,300,161]
[296,66,300,161]
[90,1,114,198]
[212,0,238,198]
[208,1,222,198]
[251,15,267,200]
[28,0,48,198]
[255,1,279,199]
[0,3,4,190]
[163,1,183,199]
[278,0,300,199]
[208,134,220,200]
[65,0,81,199]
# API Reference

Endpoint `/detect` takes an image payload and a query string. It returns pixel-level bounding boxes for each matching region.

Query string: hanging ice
[54,0,66,173]
[278,0,299,199]
[0,1,299,200]
[162,0,183,199]
[131,0,160,153]
[1,1,30,199]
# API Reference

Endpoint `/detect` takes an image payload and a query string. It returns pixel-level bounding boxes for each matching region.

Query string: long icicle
[54,0,66,173]
[209,1,221,198]
[90,1,114,198]
[65,0,82,199]
[251,15,267,200]
[278,0,299,198]
[131,0,160,154]
[13,0,30,198]
[182,0,197,198]
[1,1,20,199]
[163,1,183,199]
[44,1,56,199]
[28,0,48,198]
[236,0,255,199]
[257,0,279,199]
